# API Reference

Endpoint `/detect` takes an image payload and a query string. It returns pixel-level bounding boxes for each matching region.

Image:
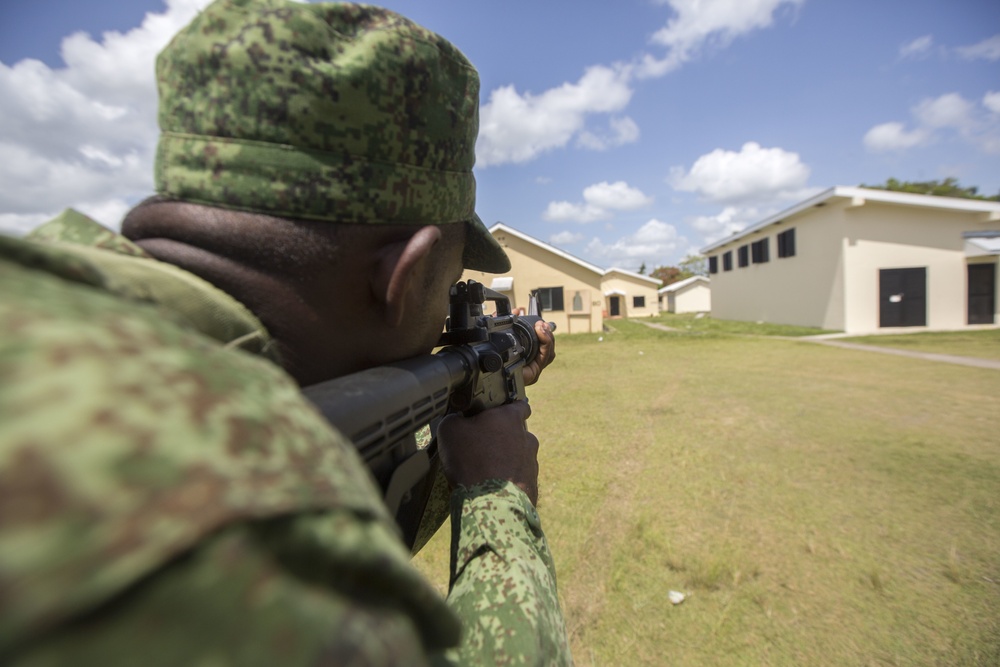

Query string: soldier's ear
[371,226,441,328]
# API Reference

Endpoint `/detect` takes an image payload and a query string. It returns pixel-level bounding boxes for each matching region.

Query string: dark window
[879,268,926,327]
[708,256,719,274]
[751,238,770,264]
[968,264,996,325]
[633,295,645,308]
[777,228,796,258]
[723,251,733,271]
[738,245,749,267]
[535,287,564,312]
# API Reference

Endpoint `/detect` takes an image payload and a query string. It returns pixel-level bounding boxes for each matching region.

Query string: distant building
[658,275,711,314]
[461,223,662,334]
[700,186,1000,334]
[600,268,661,320]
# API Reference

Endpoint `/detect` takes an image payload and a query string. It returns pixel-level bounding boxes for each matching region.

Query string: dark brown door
[968,263,996,325]
[609,296,620,317]
[879,267,926,328]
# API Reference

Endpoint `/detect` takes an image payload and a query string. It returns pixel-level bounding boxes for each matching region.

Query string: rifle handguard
[302,280,554,551]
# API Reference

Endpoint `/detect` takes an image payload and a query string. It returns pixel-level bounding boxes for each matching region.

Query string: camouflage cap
[155,0,509,273]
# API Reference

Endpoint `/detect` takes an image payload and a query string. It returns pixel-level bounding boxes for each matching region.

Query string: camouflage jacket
[0,210,571,666]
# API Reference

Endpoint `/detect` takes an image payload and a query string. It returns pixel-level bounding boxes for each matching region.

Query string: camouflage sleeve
[0,247,462,665]
[437,480,573,666]
[11,515,449,667]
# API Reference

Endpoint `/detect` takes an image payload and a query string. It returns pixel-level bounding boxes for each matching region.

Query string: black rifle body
[302,280,552,548]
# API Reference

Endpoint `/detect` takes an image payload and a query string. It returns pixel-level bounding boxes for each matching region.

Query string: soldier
[0,0,571,665]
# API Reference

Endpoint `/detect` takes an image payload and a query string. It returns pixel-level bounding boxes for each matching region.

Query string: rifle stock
[302,280,553,550]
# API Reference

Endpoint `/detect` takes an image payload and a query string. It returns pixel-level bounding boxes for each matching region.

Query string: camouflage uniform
[1,212,570,664]
[1,0,571,664]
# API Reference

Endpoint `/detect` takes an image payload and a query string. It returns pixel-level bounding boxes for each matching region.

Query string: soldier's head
[123,0,509,384]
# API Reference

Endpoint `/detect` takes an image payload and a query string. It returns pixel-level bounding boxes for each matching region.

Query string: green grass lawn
[413,320,1000,666]
[649,312,838,337]
[840,328,1000,361]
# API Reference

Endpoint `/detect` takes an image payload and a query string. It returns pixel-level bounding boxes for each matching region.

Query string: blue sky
[1,0,998,271]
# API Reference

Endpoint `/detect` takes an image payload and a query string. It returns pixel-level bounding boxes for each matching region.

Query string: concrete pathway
[633,320,1000,371]
[795,338,1000,371]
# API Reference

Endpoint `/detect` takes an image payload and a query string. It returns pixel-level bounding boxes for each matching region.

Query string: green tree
[860,177,1000,201]
[650,265,683,286]
[650,255,708,286]
[678,254,708,277]
[638,262,646,275]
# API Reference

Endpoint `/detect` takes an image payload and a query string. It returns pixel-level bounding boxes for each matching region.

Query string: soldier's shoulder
[0,261,391,649]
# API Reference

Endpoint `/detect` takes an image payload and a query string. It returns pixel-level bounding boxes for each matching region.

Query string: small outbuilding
[658,275,711,314]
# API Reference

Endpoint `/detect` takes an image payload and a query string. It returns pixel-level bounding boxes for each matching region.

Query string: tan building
[601,268,661,319]
[700,186,1000,334]
[463,223,605,334]
[462,224,663,334]
[658,275,711,313]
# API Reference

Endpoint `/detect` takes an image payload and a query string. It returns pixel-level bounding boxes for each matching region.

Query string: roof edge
[603,266,662,285]
[699,186,1000,254]
[658,275,709,293]
[488,222,606,276]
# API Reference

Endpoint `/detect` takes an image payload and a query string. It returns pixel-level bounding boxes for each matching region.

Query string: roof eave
[602,267,663,286]
[489,223,605,276]
[699,186,1000,255]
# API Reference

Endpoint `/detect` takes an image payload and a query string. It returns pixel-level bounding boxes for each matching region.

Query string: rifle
[302,279,554,551]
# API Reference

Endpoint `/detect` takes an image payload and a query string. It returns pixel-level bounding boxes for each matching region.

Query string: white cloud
[584,219,683,271]
[984,91,1000,115]
[576,116,640,151]
[863,122,930,152]
[688,206,758,245]
[638,0,804,78]
[76,199,134,230]
[956,34,1000,61]
[864,92,1000,155]
[550,230,584,246]
[480,0,804,164]
[543,201,609,224]
[544,181,653,223]
[0,0,210,229]
[899,35,934,60]
[583,181,653,211]
[913,93,976,130]
[668,142,811,203]
[0,212,51,237]
[477,64,634,167]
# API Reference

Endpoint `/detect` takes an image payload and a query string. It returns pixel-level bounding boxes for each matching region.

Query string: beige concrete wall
[842,202,1000,333]
[462,230,604,334]
[600,271,660,318]
[706,204,847,330]
[672,282,712,313]
[706,196,1000,333]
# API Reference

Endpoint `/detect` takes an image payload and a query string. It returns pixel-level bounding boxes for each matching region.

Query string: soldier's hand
[437,400,539,506]
[522,320,555,387]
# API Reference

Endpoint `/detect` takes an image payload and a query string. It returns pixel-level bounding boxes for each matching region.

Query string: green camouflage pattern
[446,480,574,666]
[155,0,509,272]
[25,208,150,258]
[0,229,459,660]
[1,215,572,664]
[16,211,279,361]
